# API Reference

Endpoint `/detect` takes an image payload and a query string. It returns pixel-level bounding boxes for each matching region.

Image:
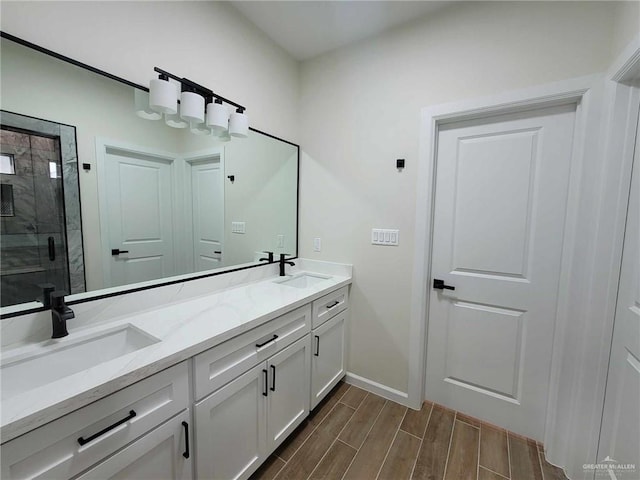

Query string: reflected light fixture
[165,104,189,128]
[190,122,211,135]
[134,89,162,120]
[139,67,248,141]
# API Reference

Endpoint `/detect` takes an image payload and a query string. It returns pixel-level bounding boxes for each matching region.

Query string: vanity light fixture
[141,67,248,140]
[149,73,178,115]
[180,87,205,124]
[229,108,249,138]
[206,98,230,133]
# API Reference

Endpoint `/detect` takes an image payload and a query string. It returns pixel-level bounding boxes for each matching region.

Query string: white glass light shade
[134,89,162,120]
[165,105,189,128]
[206,102,229,133]
[149,78,178,114]
[180,91,205,123]
[190,122,211,135]
[228,111,249,138]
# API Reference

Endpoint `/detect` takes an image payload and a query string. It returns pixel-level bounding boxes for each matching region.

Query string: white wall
[611,1,640,58]
[0,1,299,143]
[298,1,619,392]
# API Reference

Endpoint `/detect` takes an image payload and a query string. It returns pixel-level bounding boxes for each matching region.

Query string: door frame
[95,138,180,288]
[409,74,602,409]
[182,147,225,274]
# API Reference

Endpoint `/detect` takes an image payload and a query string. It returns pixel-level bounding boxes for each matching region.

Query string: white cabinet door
[311,312,347,409]
[266,335,311,451]
[75,410,192,480]
[195,363,267,480]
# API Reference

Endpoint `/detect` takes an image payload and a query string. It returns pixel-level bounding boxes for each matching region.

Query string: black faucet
[278,253,295,276]
[51,291,74,338]
[259,251,274,263]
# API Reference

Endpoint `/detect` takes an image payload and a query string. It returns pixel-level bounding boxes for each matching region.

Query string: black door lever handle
[433,279,455,291]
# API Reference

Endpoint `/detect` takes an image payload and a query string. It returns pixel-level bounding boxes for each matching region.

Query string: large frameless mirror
[0,33,298,315]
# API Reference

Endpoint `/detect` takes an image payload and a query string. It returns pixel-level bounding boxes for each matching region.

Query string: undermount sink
[274,273,332,289]
[0,324,160,400]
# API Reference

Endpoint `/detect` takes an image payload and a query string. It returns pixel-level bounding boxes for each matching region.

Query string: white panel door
[597,116,640,475]
[105,150,175,286]
[426,104,576,440]
[191,159,224,271]
[75,410,192,480]
[311,312,347,409]
[266,335,311,452]
[195,363,267,480]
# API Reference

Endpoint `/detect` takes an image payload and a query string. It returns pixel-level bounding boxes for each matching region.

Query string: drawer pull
[182,421,190,459]
[326,301,339,309]
[262,369,268,396]
[270,365,276,392]
[314,335,320,356]
[77,410,136,446]
[256,334,278,349]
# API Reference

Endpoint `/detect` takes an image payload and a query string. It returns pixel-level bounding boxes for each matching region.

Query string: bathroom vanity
[0,261,351,480]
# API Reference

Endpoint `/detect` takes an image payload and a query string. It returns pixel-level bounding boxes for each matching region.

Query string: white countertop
[0,263,351,443]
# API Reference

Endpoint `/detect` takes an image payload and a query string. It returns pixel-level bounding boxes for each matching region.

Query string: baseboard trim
[344,372,411,407]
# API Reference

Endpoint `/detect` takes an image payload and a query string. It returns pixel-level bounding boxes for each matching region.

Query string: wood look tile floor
[250,382,568,480]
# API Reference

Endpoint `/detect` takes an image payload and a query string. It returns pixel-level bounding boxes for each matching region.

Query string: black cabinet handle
[314,335,320,357]
[78,410,136,446]
[262,369,268,396]
[256,334,278,349]
[182,421,190,459]
[270,365,276,392]
[214,251,222,254]
[111,249,130,256]
[433,279,455,291]
[326,301,339,309]
[48,236,55,261]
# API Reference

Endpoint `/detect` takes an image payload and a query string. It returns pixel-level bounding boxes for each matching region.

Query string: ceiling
[229,1,451,61]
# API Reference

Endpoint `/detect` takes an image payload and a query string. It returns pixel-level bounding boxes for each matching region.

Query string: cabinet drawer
[312,286,349,329]
[1,362,189,480]
[194,305,311,400]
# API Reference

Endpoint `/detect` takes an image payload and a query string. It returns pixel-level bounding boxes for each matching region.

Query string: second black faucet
[278,253,295,276]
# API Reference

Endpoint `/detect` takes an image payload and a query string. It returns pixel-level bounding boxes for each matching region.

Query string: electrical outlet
[277,235,284,248]
[371,228,399,246]
[313,237,322,252]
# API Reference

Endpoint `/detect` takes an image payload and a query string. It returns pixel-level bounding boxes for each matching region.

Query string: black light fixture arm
[154,67,246,113]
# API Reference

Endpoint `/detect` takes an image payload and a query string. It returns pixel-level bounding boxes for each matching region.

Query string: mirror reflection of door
[0,126,70,306]
[104,147,176,287]
[189,157,224,272]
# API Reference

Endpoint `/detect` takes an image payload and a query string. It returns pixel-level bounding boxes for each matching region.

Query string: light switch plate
[232,221,246,234]
[277,235,284,248]
[313,237,322,252]
[371,228,399,246]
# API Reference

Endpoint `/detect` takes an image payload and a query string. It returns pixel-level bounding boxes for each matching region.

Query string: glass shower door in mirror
[0,127,69,306]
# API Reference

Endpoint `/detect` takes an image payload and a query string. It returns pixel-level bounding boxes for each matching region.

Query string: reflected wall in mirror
[0,34,298,313]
